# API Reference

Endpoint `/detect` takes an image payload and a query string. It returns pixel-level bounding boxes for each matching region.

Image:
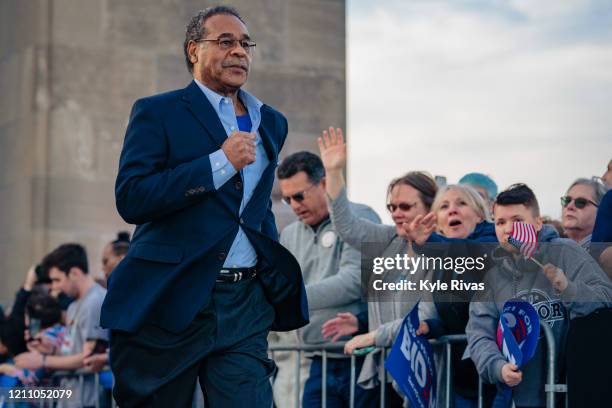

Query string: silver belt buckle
[217,269,229,283]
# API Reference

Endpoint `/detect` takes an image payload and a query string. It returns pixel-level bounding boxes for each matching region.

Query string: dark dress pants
[109,276,276,408]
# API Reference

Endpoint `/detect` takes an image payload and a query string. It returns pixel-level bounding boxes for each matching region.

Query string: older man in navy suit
[101,6,308,407]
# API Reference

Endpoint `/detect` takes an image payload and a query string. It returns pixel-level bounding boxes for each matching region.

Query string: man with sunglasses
[101,6,308,407]
[561,178,609,251]
[277,151,380,408]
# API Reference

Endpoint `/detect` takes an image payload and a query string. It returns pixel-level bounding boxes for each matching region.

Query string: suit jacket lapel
[258,106,278,165]
[182,81,227,148]
[182,82,279,207]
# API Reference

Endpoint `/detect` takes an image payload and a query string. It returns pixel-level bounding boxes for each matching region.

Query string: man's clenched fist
[222,131,256,170]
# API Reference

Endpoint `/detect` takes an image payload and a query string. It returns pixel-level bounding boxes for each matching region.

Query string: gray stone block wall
[0,0,345,306]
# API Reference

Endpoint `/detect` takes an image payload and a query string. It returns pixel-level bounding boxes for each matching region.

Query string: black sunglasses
[386,202,417,213]
[560,195,598,209]
[282,184,317,205]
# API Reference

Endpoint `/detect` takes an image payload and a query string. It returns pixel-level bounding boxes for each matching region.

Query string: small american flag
[508,222,538,258]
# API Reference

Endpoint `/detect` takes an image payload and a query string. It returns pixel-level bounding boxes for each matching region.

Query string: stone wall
[0,0,345,306]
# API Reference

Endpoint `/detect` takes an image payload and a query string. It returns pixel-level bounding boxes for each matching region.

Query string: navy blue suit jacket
[101,81,309,333]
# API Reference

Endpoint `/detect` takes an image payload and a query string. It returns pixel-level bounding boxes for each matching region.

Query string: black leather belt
[216,267,258,283]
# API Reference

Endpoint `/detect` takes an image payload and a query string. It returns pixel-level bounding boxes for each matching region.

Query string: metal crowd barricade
[540,321,567,408]
[428,334,468,408]
[268,321,566,408]
[26,321,564,408]
[48,368,116,408]
[269,342,393,408]
[269,343,348,407]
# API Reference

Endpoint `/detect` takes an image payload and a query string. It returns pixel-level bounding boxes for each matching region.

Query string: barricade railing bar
[47,369,116,408]
[13,320,563,408]
[268,321,566,408]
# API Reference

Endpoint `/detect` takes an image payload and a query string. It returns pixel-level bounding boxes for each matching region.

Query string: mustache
[222,60,249,70]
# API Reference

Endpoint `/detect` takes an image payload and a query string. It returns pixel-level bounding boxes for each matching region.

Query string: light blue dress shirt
[195,79,270,268]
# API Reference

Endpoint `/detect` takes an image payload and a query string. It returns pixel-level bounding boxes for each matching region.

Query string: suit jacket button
[235,180,243,190]
[218,252,226,261]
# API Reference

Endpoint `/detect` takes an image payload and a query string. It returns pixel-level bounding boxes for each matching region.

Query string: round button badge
[321,231,336,248]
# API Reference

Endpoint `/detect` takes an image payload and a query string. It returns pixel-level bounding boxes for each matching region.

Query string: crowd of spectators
[1,136,610,408]
[311,129,611,408]
[0,233,129,408]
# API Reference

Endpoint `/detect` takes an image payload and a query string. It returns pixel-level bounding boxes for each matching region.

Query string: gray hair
[567,177,609,205]
[183,6,245,73]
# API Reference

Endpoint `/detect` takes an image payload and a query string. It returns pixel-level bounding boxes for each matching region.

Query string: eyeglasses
[196,37,256,54]
[560,195,598,209]
[282,184,317,205]
[386,202,418,213]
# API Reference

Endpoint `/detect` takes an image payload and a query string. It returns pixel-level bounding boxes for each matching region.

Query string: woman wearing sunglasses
[561,177,608,251]
[318,127,438,406]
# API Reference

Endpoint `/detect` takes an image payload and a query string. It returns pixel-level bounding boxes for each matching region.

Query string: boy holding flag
[466,183,612,407]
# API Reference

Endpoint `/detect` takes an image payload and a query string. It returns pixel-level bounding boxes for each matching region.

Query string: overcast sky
[346,0,612,223]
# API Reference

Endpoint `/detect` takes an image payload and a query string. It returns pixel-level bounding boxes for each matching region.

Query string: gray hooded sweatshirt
[466,228,612,407]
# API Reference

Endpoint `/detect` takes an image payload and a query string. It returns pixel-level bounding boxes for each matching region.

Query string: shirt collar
[193,79,263,116]
[578,234,592,249]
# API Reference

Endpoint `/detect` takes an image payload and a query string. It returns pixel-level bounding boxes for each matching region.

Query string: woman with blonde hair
[415,184,498,408]
[429,184,492,240]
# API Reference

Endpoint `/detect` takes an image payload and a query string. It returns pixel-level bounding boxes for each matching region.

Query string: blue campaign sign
[385,301,436,408]
[500,315,523,366]
[496,298,540,366]
[496,299,540,401]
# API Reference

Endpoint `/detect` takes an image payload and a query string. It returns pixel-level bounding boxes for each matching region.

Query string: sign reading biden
[385,301,436,408]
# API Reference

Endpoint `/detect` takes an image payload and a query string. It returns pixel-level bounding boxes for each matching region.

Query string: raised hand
[24,265,37,291]
[317,127,346,172]
[401,212,437,244]
[321,312,359,342]
[222,131,256,170]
